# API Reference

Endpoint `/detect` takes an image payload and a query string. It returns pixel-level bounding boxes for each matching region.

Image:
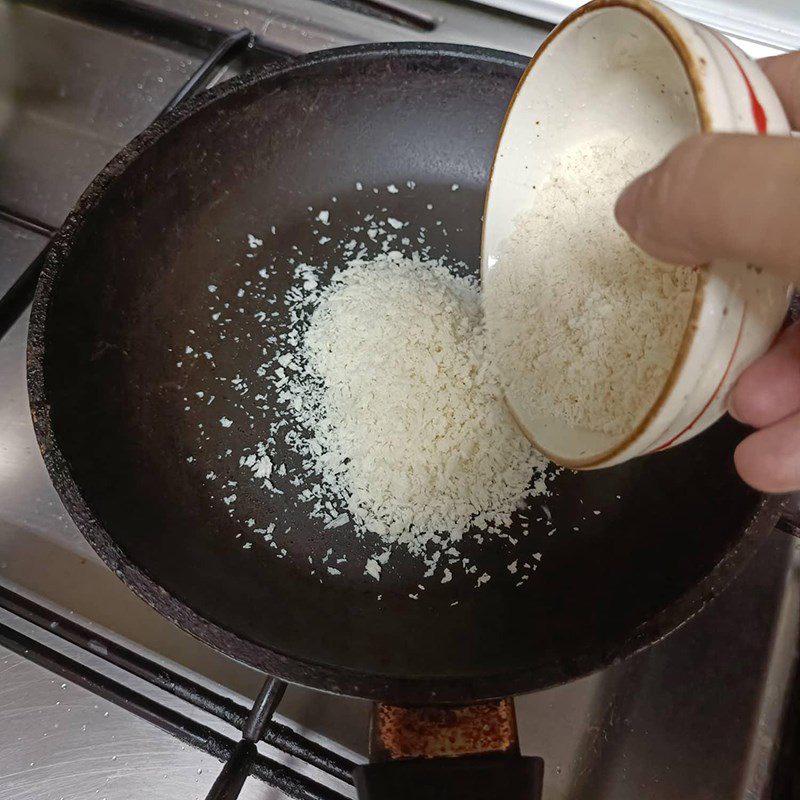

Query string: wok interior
[40,49,764,699]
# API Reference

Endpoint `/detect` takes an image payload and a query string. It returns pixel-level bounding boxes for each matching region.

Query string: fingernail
[615,175,646,235]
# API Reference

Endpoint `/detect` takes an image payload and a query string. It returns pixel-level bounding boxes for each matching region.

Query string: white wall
[473,0,800,52]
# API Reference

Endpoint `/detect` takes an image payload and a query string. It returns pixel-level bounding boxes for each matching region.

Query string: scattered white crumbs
[253,455,272,479]
[184,201,567,597]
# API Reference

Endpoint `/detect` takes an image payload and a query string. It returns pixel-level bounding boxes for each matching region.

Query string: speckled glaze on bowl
[483,0,793,469]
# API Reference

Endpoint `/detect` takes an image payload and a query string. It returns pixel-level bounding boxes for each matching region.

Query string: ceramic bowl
[483,0,793,469]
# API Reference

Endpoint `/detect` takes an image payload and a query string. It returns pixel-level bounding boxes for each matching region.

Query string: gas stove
[0,2,798,799]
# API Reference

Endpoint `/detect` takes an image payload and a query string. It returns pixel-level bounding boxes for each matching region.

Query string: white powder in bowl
[484,137,697,437]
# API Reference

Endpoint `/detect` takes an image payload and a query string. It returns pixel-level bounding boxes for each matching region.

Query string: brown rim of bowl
[481,0,717,470]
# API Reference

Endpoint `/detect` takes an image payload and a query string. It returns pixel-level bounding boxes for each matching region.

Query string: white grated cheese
[365,559,382,581]
[324,513,350,530]
[272,250,554,558]
[485,136,696,437]
[190,203,564,591]
[252,455,272,479]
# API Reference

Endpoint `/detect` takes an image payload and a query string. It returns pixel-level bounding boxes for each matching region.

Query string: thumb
[615,133,800,284]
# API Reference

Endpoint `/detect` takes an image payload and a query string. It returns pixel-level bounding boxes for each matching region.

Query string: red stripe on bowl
[650,311,746,453]
[718,37,767,134]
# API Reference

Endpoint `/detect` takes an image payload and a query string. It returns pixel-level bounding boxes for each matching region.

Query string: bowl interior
[483,4,702,466]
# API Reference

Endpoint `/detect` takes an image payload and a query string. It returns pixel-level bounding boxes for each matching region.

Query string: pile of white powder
[183,197,564,588]
[275,250,552,555]
[485,137,697,437]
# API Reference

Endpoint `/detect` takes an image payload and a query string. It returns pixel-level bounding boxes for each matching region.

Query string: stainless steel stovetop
[0,2,798,798]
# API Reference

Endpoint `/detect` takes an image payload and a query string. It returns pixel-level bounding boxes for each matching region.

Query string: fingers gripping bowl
[483,0,793,469]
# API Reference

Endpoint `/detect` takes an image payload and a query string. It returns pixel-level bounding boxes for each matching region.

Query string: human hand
[615,51,800,493]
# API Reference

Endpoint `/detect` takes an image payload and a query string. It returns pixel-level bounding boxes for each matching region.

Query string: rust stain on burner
[372,698,519,760]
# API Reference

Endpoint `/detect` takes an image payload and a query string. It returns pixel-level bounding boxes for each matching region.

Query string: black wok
[27,42,780,796]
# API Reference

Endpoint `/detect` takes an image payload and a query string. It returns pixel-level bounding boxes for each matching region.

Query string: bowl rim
[481,0,715,469]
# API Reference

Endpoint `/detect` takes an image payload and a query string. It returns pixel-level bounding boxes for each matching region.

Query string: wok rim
[26,41,780,704]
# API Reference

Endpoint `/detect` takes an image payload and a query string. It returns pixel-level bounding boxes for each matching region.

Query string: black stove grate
[0,585,355,785]
[0,15,355,798]
[0,585,355,799]
[0,21,281,339]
